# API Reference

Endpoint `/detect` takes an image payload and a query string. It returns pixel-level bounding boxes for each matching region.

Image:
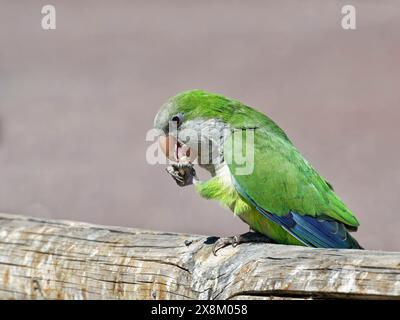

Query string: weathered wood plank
[0,213,399,300]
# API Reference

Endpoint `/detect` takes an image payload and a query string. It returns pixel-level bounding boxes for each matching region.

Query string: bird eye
[171,113,183,126]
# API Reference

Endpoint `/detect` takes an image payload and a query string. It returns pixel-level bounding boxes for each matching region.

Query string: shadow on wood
[0,213,399,300]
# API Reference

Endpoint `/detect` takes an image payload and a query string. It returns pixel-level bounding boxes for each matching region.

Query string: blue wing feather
[235,183,362,249]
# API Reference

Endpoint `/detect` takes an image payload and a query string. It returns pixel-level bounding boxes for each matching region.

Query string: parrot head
[154,90,236,169]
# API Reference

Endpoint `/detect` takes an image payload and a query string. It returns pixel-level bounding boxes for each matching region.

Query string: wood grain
[0,213,399,300]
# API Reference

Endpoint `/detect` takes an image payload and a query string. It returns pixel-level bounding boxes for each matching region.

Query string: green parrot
[154,89,362,252]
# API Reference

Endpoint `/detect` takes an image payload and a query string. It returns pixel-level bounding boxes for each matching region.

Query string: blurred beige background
[0,1,399,250]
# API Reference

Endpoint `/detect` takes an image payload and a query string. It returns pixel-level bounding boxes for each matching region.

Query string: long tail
[288,213,364,249]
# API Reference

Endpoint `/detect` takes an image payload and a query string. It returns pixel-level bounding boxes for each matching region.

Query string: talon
[212,236,236,256]
[166,167,184,184]
[166,163,197,187]
[232,236,239,247]
[212,232,272,256]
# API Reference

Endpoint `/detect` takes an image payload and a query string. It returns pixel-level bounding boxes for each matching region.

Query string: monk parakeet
[154,90,362,252]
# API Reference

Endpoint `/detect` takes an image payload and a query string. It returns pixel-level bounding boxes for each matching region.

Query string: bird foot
[212,232,271,256]
[166,162,197,187]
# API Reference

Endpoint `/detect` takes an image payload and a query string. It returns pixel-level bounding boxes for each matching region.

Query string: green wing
[224,127,361,248]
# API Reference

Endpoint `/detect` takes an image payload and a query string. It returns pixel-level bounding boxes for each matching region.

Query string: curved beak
[158,134,194,163]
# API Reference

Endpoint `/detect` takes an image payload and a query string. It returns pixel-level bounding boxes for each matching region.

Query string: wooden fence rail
[0,213,399,299]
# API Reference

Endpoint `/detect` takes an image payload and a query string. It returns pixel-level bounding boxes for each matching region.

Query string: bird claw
[212,232,272,256]
[212,236,240,256]
[166,162,196,187]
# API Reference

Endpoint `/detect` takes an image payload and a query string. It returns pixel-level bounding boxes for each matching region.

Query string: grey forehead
[153,102,176,130]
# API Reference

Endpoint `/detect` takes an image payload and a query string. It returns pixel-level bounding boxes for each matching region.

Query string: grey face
[153,101,178,134]
[154,101,194,164]
[154,103,229,173]
[178,118,228,167]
